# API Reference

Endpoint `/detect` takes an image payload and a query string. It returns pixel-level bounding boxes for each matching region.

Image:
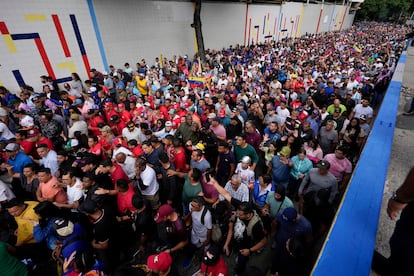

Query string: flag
[350,44,362,54]
[188,76,206,88]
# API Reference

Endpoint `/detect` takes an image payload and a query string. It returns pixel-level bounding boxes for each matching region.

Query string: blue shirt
[61,223,89,259]
[8,152,33,174]
[271,155,291,182]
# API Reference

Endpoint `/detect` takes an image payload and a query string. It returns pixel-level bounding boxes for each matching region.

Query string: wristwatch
[391,191,408,204]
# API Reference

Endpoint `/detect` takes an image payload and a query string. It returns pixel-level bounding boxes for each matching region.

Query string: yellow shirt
[15,201,39,245]
[136,77,148,96]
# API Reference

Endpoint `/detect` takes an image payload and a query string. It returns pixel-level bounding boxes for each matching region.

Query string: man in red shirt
[127,139,144,157]
[87,109,104,136]
[117,103,132,123]
[103,102,118,126]
[95,159,129,188]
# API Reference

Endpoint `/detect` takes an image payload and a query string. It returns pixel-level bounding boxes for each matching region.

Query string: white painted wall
[0,0,103,92]
[93,0,195,70]
[0,0,355,93]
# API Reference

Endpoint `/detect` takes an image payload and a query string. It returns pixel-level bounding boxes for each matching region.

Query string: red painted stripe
[35,38,55,79]
[243,3,249,45]
[82,54,91,77]
[0,22,10,34]
[52,14,71,57]
[316,8,323,34]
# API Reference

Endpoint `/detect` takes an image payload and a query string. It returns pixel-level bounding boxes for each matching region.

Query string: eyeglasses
[185,144,192,147]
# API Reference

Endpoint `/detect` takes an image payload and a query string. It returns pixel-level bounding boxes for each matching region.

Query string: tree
[192,0,206,63]
[356,0,413,22]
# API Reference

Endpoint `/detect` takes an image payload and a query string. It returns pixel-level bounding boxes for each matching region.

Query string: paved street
[374,44,414,265]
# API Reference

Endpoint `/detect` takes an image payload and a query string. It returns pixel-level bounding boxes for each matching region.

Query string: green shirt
[182,174,202,204]
[265,192,294,219]
[233,143,259,164]
[0,241,27,276]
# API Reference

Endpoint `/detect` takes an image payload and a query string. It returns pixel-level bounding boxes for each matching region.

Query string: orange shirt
[39,177,67,204]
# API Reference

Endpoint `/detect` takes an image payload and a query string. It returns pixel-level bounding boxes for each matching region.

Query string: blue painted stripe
[87,0,108,70]
[11,33,39,40]
[312,53,406,275]
[55,77,73,83]
[328,4,336,32]
[12,70,25,86]
[70,15,86,55]
[399,53,406,64]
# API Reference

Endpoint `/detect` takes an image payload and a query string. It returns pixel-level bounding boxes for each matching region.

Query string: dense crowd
[0,22,409,276]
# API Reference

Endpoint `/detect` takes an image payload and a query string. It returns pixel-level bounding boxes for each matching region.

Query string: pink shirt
[210,124,226,139]
[324,153,352,182]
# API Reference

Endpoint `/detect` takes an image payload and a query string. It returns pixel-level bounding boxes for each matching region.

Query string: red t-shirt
[119,110,132,123]
[117,184,136,214]
[110,163,129,187]
[200,257,228,276]
[88,116,105,136]
[36,137,54,150]
[89,143,104,158]
[131,145,144,158]
[18,140,35,155]
[173,148,188,173]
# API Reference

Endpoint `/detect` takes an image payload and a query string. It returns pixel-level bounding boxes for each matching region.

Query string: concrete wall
[0,0,355,92]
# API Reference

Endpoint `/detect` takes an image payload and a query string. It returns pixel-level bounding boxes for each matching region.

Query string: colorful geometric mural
[0,14,91,88]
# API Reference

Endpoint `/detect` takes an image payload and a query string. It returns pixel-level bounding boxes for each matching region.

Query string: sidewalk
[374,45,414,264]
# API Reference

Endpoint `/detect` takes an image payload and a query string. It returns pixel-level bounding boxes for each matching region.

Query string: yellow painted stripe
[3,35,17,53]
[25,14,47,21]
[57,61,77,73]
[296,4,305,37]
[0,81,3,86]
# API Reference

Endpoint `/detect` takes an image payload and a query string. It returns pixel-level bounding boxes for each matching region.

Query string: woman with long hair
[303,138,323,166]
[339,117,365,162]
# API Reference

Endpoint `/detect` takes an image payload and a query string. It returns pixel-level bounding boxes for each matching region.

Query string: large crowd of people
[0,22,410,276]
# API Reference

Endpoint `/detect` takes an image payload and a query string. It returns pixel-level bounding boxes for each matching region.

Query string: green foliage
[356,0,413,22]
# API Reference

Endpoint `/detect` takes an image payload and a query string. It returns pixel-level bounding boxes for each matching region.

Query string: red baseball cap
[147,252,172,272]
[118,103,125,109]
[154,204,174,223]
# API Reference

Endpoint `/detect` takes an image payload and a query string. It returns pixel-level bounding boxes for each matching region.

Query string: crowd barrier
[312,45,409,275]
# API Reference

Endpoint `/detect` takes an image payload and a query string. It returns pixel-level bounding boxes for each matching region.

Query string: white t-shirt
[66,178,84,212]
[118,155,136,179]
[112,147,133,159]
[140,165,159,196]
[122,127,141,142]
[276,107,290,124]
[353,104,373,119]
[68,121,88,138]
[189,205,212,247]
[0,122,15,140]
[20,115,34,128]
[235,164,255,187]
[0,180,15,202]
